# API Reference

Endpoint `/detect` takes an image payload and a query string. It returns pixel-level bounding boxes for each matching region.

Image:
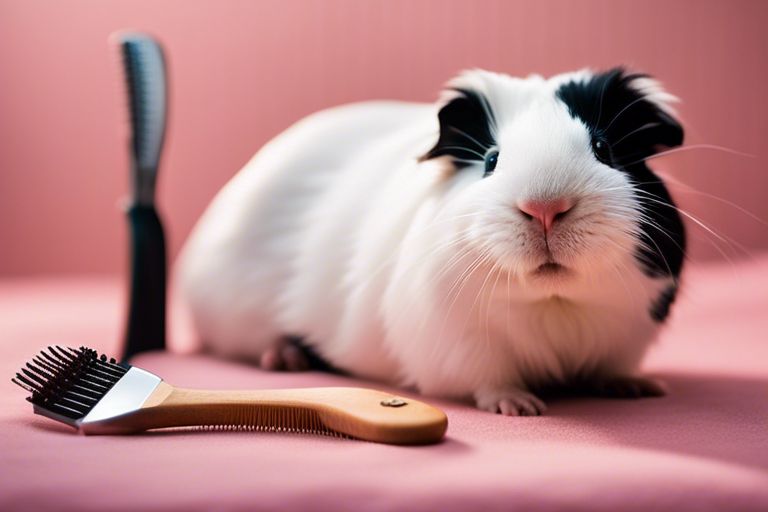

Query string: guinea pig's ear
[419,86,497,167]
[556,68,684,165]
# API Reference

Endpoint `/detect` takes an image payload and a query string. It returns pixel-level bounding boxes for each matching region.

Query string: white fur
[178,70,674,412]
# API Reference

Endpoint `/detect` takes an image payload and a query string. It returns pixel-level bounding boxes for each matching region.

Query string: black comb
[113,32,169,361]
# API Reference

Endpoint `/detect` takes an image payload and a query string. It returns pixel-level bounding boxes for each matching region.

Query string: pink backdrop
[1,0,767,276]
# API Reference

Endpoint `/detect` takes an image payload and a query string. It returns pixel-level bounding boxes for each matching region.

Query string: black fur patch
[650,284,678,322]
[555,68,686,281]
[420,88,496,167]
[556,68,683,166]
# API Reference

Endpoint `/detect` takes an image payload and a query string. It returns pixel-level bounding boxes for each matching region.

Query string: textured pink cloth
[1,259,767,511]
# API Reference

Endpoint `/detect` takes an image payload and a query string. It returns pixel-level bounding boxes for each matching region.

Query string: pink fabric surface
[1,259,767,511]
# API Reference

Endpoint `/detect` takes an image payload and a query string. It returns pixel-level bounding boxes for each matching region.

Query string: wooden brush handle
[120,384,448,445]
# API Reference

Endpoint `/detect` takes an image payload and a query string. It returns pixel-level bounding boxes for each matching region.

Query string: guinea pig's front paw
[259,337,310,372]
[474,388,547,416]
[588,375,668,399]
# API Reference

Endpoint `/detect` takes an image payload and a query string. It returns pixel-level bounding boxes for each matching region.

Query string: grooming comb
[113,32,169,360]
[12,346,448,445]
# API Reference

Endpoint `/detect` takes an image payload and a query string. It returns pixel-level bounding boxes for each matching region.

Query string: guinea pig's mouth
[532,261,569,277]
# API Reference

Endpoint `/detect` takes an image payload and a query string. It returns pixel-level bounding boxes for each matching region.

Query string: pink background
[1,0,767,276]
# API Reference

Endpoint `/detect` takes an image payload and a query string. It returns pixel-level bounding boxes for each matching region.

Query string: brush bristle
[11,346,129,421]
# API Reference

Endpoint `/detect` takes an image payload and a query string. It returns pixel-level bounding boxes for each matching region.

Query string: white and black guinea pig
[178,67,685,416]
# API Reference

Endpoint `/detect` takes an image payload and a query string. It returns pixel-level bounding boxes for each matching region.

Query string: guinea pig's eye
[483,149,499,177]
[591,137,612,164]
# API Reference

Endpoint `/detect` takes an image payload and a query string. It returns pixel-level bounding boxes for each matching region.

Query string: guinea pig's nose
[517,198,575,232]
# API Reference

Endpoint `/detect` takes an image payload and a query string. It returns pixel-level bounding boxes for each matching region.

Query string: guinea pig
[178,67,685,416]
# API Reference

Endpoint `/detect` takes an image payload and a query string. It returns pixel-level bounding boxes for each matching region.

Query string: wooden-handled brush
[12,346,448,445]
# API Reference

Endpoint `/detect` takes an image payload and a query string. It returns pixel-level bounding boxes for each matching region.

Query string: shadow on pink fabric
[1,258,767,511]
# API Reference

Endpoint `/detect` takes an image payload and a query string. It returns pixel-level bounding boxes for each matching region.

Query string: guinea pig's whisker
[416,244,483,333]
[471,94,499,138]
[654,173,768,228]
[408,242,480,340]
[604,180,760,264]
[471,256,500,323]
[603,96,648,132]
[443,245,491,307]
[478,260,504,347]
[603,254,638,309]
[408,233,477,295]
[447,125,492,152]
[633,214,680,278]
[451,158,483,166]
[635,212,686,255]
[441,245,490,342]
[632,189,732,247]
[385,231,484,336]
[618,143,755,168]
[612,122,662,147]
[437,145,487,160]
[440,246,495,336]
[505,261,513,337]
[400,211,485,245]
[591,75,612,128]
[596,180,765,258]
[441,250,494,341]
[428,236,481,284]
[353,213,484,292]
[632,189,750,263]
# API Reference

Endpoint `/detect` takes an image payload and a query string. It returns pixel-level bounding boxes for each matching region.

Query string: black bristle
[11,346,130,422]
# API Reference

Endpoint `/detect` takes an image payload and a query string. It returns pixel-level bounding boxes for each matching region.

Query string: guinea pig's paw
[259,337,310,372]
[474,388,547,416]
[589,375,668,399]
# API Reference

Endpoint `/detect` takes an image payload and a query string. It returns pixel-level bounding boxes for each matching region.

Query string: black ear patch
[420,88,497,167]
[556,68,684,166]
[557,68,687,321]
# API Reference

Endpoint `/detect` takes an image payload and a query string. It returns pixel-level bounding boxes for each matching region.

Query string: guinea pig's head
[420,68,686,296]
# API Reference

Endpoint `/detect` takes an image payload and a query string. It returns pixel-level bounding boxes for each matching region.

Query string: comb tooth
[56,394,92,413]
[93,359,126,377]
[40,350,70,371]
[14,372,44,392]
[70,383,104,401]
[33,356,64,377]
[76,374,111,392]
[25,362,57,383]
[82,366,119,386]
[21,368,50,388]
[92,361,126,380]
[12,376,38,394]
[64,345,87,357]
[47,401,86,419]
[51,346,77,361]
[84,364,120,383]
[42,346,67,364]
[54,346,89,365]
[94,356,129,374]
[48,347,83,373]
[62,389,99,405]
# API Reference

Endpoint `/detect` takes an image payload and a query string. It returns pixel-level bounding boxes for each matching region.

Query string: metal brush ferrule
[77,367,162,434]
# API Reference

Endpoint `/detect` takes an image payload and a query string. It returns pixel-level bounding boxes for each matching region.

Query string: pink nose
[517,198,574,232]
